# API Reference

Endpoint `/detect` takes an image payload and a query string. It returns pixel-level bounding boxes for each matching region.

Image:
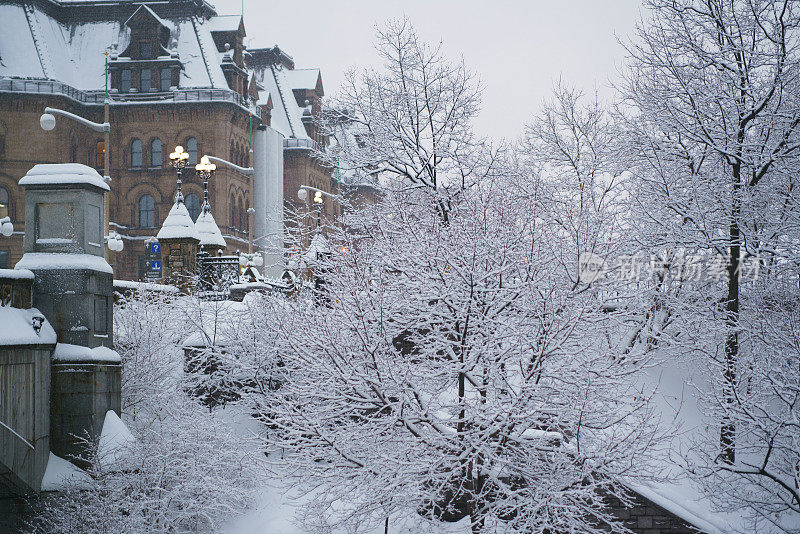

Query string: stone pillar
[14,163,121,466]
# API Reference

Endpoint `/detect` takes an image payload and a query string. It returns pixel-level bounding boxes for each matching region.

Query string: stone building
[0,0,335,281]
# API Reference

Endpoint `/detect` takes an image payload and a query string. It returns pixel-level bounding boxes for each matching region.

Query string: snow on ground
[40,453,90,492]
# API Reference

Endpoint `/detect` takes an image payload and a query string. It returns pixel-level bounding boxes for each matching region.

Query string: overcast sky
[213,0,644,141]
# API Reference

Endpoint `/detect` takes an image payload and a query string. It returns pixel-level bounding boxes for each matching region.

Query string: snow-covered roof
[284,68,322,93]
[195,209,227,248]
[19,163,109,191]
[52,343,121,363]
[0,268,34,280]
[254,64,311,140]
[15,253,113,274]
[157,200,201,241]
[208,15,242,34]
[0,307,57,346]
[0,2,229,91]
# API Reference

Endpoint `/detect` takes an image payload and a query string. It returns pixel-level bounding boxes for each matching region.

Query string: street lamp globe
[1,217,13,237]
[297,188,308,201]
[40,113,56,131]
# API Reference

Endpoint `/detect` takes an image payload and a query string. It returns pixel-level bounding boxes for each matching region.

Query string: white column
[252,125,285,279]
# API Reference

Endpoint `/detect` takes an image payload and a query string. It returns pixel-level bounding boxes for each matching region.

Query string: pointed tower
[157,147,200,292]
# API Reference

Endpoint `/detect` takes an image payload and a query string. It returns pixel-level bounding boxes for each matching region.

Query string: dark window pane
[141,68,151,92]
[131,139,142,167]
[139,194,155,228]
[121,69,131,92]
[0,187,9,220]
[186,137,197,165]
[0,250,8,269]
[151,138,162,167]
[185,193,200,222]
[160,68,171,91]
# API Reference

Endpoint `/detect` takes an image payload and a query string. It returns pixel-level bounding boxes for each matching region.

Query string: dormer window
[139,41,152,60]
[141,68,151,92]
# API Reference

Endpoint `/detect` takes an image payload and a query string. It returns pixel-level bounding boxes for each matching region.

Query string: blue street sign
[151,260,161,271]
[150,243,161,254]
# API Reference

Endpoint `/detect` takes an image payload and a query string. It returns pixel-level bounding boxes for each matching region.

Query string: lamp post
[40,106,112,257]
[195,155,217,215]
[297,185,337,230]
[169,145,190,202]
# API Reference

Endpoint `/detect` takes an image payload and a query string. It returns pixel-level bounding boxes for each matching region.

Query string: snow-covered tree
[317,17,497,220]
[621,0,800,527]
[257,165,662,533]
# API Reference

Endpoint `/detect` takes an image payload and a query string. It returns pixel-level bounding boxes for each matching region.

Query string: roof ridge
[24,3,52,78]
[271,65,296,137]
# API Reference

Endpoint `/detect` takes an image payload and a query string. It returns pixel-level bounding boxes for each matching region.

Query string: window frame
[121,69,131,92]
[0,186,10,220]
[131,138,143,168]
[138,194,155,228]
[150,138,162,168]
[140,68,152,92]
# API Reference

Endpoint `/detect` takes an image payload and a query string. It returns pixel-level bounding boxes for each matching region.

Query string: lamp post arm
[205,155,254,175]
[44,107,109,132]
[299,185,341,203]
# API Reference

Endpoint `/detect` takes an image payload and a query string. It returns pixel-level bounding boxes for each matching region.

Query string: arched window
[244,200,249,232]
[230,194,236,228]
[238,198,244,233]
[138,194,155,228]
[230,140,236,164]
[0,187,10,220]
[186,137,197,165]
[185,193,200,222]
[131,139,142,168]
[150,138,162,167]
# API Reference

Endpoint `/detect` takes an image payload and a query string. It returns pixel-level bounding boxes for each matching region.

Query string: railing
[197,253,240,298]
[0,77,262,120]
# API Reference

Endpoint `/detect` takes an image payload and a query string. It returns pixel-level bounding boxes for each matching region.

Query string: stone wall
[50,361,121,467]
[605,490,701,533]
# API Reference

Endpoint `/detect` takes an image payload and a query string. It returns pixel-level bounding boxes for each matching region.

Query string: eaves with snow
[157,200,201,242]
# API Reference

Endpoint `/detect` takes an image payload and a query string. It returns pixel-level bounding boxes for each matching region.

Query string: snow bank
[19,163,109,191]
[98,410,135,469]
[114,279,179,294]
[0,307,57,346]
[52,343,121,363]
[40,452,90,492]
[16,253,113,274]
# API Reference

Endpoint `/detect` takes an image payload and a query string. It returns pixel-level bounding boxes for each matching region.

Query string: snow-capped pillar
[253,125,284,280]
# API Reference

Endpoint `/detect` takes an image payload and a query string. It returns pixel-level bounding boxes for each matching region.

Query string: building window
[141,68,151,92]
[186,137,197,165]
[185,193,200,222]
[150,138,162,167]
[131,139,143,168]
[160,68,171,91]
[139,41,152,60]
[138,194,155,228]
[0,187,10,220]
[230,194,236,228]
[95,141,105,169]
[0,250,8,269]
[121,69,131,92]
